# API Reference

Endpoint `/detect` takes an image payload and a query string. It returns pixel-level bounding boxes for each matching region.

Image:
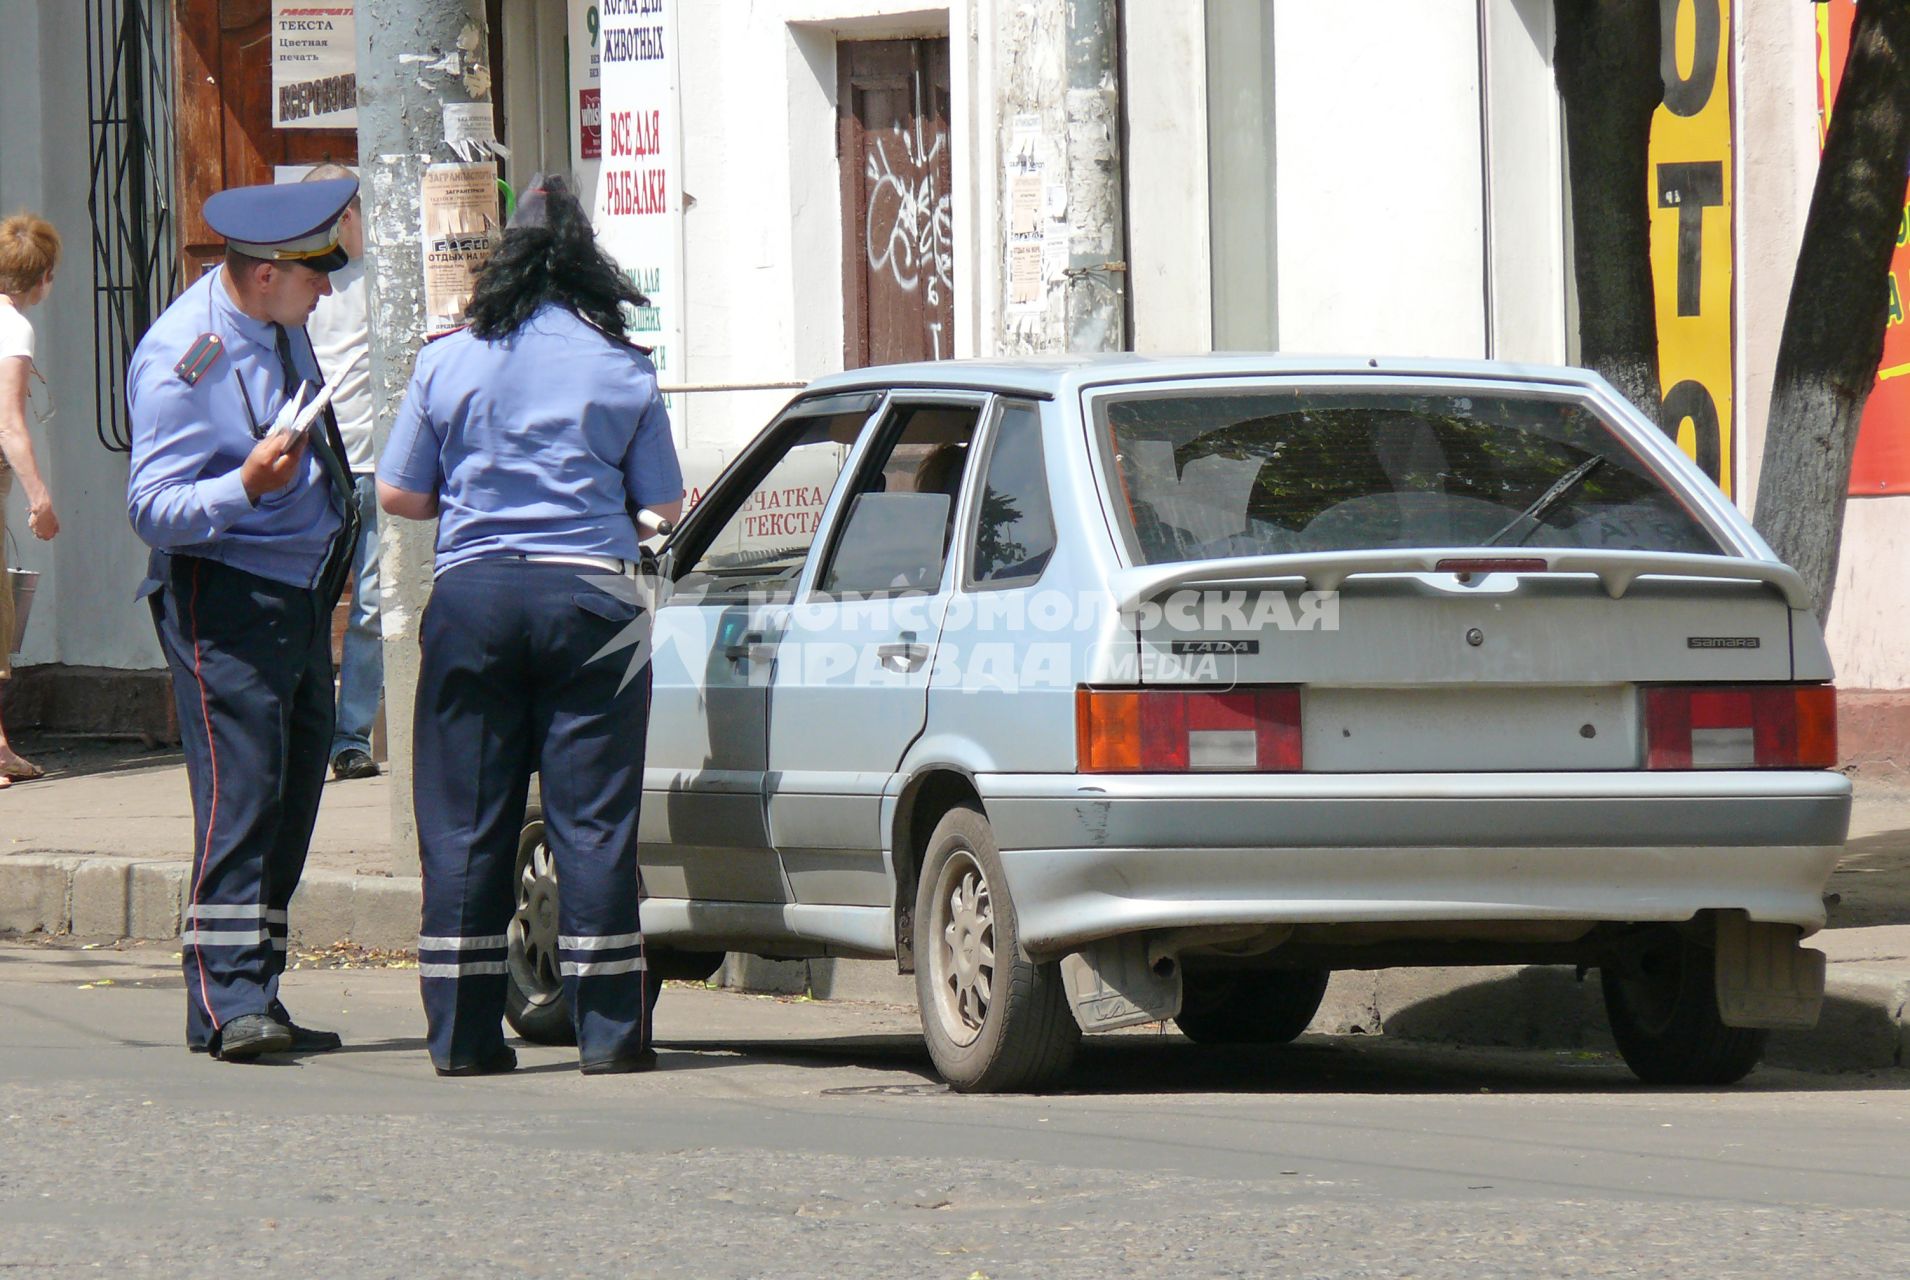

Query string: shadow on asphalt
[9,731,183,781]
[649,1029,1907,1096]
[1826,824,1910,928]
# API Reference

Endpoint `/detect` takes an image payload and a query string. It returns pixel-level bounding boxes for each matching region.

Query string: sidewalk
[3,733,1907,1072]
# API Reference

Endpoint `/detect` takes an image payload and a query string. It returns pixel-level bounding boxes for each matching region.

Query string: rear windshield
[1098,389,1722,564]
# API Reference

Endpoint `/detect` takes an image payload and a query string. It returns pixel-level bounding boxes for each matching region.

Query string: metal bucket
[8,567,37,656]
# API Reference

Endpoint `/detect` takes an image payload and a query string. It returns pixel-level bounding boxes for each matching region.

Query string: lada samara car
[505,355,1850,1092]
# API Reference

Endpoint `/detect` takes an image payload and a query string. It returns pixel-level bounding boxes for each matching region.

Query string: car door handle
[877,642,930,673]
[724,632,766,664]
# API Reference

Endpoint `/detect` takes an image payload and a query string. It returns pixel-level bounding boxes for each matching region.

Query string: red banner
[1821,1,1910,495]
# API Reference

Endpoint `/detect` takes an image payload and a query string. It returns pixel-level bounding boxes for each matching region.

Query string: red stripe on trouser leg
[184,560,223,1033]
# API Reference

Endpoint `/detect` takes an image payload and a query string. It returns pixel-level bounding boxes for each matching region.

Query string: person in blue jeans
[302,165,382,780]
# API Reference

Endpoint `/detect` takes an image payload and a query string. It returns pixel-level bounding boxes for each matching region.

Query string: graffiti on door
[865,126,953,321]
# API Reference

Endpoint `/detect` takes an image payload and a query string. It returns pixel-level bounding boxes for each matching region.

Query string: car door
[641,392,879,903]
[764,394,989,906]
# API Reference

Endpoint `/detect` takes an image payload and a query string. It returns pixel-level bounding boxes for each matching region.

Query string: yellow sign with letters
[1648,0,1734,496]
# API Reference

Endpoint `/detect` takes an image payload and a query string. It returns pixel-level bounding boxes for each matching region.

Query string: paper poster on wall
[271,1,356,130]
[1820,1,1910,495]
[1648,0,1734,497]
[420,162,499,335]
[593,0,683,424]
[569,1,605,217]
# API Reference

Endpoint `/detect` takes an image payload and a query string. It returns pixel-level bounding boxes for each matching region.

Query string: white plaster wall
[672,1,956,458]
[1122,0,1211,354]
[0,1,161,673]
[1271,1,1488,358]
[1825,496,1910,689]
[1733,0,1819,512]
[1483,0,1568,363]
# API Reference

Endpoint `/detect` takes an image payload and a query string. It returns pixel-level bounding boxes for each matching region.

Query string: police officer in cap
[379,174,682,1077]
[127,177,361,1061]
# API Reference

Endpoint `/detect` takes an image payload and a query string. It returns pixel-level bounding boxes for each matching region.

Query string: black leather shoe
[580,1049,658,1075]
[213,1013,294,1061]
[331,749,380,780]
[436,1046,518,1077]
[269,1001,343,1053]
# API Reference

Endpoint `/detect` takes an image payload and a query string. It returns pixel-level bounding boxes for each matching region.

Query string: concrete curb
[4,854,1905,1074]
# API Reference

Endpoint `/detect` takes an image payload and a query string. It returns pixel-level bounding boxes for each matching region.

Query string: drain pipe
[1063,0,1128,353]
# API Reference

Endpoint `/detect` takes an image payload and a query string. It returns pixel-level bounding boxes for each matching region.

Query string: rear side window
[1099,390,1721,564]
[967,400,1056,587]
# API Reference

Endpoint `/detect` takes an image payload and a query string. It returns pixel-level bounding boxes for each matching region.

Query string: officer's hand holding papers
[239,380,335,504]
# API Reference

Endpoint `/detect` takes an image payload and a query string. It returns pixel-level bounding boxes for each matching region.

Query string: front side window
[817,401,983,597]
[1099,389,1721,565]
[672,403,872,602]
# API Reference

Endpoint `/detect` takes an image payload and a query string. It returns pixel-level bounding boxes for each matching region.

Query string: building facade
[1,0,1904,757]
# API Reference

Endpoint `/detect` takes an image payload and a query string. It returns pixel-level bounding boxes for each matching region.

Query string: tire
[1601,924,1767,1085]
[504,803,703,1045]
[913,804,1080,1092]
[505,804,577,1045]
[1172,968,1331,1045]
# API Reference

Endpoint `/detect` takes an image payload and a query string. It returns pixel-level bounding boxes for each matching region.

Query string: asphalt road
[2,940,1907,1280]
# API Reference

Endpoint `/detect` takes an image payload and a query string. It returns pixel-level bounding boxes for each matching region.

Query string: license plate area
[1302,685,1638,772]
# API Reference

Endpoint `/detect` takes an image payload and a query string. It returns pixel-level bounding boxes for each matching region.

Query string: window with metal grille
[86,0,179,453]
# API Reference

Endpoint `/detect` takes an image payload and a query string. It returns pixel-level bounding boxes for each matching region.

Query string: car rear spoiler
[1111,549,1812,612]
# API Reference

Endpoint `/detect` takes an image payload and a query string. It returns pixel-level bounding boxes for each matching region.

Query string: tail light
[1644,684,1838,769]
[1077,687,1302,773]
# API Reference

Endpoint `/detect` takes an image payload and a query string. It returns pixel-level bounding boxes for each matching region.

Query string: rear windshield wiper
[1483,456,1606,547]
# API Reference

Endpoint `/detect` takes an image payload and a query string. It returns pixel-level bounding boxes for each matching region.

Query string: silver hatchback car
[506,355,1850,1092]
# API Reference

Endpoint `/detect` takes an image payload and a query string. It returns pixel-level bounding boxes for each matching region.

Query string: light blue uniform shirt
[378,303,684,576]
[126,267,340,589]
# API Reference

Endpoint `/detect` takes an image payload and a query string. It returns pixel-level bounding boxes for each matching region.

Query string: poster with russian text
[569,1,604,198]
[271,1,356,130]
[420,162,500,336]
[1820,1,1910,495]
[593,0,683,428]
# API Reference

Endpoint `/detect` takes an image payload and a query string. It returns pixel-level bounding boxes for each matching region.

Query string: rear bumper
[975,771,1851,954]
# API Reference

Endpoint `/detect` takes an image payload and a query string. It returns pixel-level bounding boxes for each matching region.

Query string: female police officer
[377,176,683,1077]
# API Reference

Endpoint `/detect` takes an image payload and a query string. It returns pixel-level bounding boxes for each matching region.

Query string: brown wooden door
[838,38,953,368]
[171,1,359,278]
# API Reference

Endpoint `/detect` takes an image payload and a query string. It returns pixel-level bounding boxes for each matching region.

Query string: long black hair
[465,175,648,341]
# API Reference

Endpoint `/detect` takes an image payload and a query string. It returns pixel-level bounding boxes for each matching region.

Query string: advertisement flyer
[592,0,683,421]
[271,1,356,130]
[570,0,605,194]
[420,162,500,335]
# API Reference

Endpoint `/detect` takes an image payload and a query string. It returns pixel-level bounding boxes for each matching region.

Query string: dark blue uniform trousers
[149,555,334,1051]
[413,559,652,1071]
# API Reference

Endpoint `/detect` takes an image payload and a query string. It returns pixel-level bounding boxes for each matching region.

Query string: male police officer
[127,178,361,1061]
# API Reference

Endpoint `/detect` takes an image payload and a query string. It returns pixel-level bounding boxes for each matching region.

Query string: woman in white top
[0,212,62,786]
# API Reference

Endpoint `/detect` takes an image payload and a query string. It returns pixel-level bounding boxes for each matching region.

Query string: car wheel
[1172,968,1331,1045]
[1601,924,1767,1085]
[913,804,1079,1093]
[506,804,577,1045]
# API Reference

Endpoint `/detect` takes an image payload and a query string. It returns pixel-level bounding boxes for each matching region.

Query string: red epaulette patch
[173,333,225,386]
[424,324,469,344]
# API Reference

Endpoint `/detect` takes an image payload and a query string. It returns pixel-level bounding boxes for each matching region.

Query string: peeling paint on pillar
[996,0,1126,354]
[356,0,493,868]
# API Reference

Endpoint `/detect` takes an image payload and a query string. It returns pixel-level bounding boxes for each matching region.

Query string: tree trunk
[1554,0,1664,417]
[1754,2,1910,620]
[356,0,495,868]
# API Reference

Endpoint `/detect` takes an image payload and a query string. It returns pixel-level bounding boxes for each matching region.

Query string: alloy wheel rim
[508,822,564,1004]
[929,848,996,1047]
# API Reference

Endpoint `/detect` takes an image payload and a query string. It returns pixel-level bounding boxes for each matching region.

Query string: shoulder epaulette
[173,333,225,386]
[424,324,469,344]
